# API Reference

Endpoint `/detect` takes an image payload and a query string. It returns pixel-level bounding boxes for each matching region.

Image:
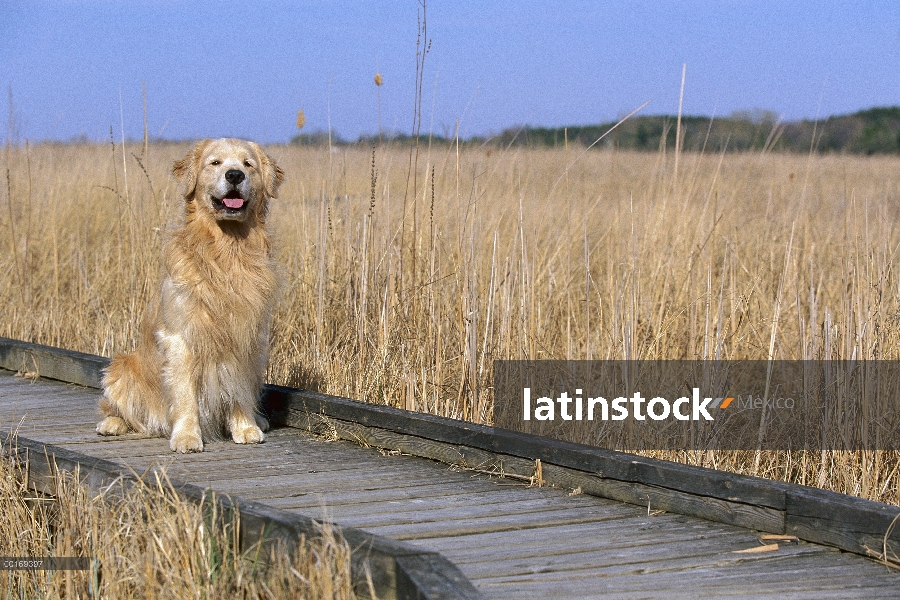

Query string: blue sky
[2,1,898,143]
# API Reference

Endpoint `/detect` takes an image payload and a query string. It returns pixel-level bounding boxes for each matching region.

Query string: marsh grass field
[3,138,900,510]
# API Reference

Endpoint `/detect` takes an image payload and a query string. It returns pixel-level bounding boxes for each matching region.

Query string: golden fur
[97,138,284,452]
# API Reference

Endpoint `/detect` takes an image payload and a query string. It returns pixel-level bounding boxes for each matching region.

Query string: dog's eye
[210,160,221,166]
[243,160,254,168]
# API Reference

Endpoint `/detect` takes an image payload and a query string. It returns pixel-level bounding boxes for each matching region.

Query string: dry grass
[0,437,360,599]
[2,140,900,503]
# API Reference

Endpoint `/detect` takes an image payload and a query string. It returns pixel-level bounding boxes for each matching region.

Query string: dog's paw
[255,414,270,432]
[170,430,204,453]
[96,416,130,436]
[232,425,265,445]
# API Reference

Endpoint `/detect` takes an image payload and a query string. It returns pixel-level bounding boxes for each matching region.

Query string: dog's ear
[251,143,285,199]
[172,140,211,199]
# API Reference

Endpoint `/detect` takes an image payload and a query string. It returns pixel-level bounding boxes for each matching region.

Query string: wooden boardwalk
[2,342,900,598]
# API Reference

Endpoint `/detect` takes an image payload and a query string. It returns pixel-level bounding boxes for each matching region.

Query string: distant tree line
[493,107,900,155]
[291,106,900,155]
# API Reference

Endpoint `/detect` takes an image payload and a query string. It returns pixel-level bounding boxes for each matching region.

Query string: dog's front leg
[161,333,204,453]
[227,361,267,445]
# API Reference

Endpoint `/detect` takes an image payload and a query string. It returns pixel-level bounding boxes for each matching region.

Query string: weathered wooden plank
[542,462,785,533]
[271,486,584,516]
[0,341,109,388]
[0,374,92,391]
[474,555,898,597]
[0,385,96,403]
[294,496,607,526]
[7,415,96,428]
[54,436,187,452]
[485,587,889,600]
[0,411,99,427]
[314,493,609,529]
[300,414,539,476]
[173,470,452,498]
[0,406,98,421]
[0,389,94,404]
[785,484,900,559]
[1,418,98,432]
[175,466,478,499]
[473,556,871,585]
[80,444,390,470]
[476,575,894,600]
[159,448,467,479]
[615,557,894,592]
[0,402,98,418]
[450,536,763,577]
[415,516,740,559]
[82,441,425,471]
[264,479,521,510]
[711,589,894,600]
[0,376,96,393]
[5,430,100,446]
[358,505,633,541]
[455,537,834,581]
[2,412,99,427]
[6,430,107,446]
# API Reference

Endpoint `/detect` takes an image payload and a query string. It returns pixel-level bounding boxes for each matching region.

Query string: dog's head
[173,138,284,223]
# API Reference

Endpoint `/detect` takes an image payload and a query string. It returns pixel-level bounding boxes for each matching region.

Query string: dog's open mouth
[212,190,246,211]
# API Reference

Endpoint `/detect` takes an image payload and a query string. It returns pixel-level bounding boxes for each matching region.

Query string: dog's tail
[99,347,169,437]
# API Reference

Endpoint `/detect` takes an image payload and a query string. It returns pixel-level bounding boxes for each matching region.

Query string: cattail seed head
[296,109,306,130]
[374,73,383,86]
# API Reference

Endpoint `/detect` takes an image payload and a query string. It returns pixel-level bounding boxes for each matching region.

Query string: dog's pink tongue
[223,197,244,209]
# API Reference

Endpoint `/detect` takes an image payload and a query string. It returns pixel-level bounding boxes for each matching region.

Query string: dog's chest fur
[161,220,278,356]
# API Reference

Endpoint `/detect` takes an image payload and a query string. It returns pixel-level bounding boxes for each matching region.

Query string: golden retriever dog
[96,138,284,452]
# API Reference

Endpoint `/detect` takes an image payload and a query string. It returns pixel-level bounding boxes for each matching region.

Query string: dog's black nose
[225,169,245,185]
